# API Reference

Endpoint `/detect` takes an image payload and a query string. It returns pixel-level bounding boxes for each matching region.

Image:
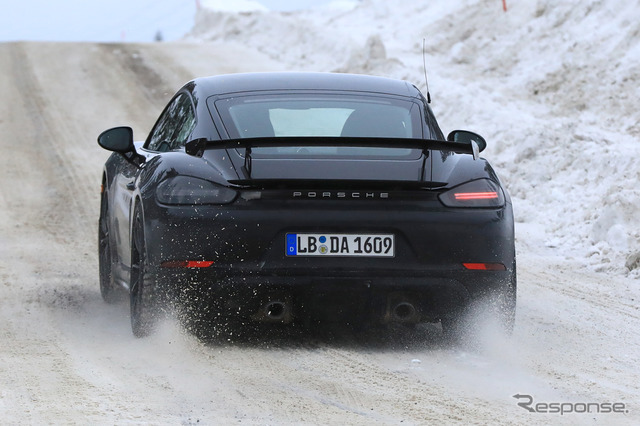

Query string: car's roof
[190,72,421,98]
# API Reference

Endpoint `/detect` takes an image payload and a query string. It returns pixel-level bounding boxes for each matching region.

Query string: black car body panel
[98,72,515,336]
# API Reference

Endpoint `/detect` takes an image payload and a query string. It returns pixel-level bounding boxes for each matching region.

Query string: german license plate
[286,233,395,257]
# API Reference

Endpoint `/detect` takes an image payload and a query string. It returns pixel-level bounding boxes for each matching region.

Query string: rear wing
[185,136,477,157]
[185,136,480,180]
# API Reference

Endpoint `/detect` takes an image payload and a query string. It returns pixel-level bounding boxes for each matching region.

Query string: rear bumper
[142,198,515,323]
[151,266,514,324]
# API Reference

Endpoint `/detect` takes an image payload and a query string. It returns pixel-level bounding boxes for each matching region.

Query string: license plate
[286,233,395,257]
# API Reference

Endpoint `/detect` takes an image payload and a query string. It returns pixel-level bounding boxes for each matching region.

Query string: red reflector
[463,263,506,271]
[161,260,214,268]
[454,192,498,201]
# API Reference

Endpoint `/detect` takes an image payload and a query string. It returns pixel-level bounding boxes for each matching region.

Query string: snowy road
[0,42,638,425]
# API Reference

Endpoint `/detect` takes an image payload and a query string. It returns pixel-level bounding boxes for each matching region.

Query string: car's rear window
[211,93,424,158]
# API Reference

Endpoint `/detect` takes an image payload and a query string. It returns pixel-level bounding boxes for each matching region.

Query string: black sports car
[97,72,515,338]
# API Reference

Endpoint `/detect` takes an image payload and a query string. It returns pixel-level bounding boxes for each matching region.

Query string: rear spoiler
[185,136,478,158]
[185,136,479,179]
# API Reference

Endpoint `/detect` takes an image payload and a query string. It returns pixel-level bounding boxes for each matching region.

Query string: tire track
[98,43,173,107]
[5,43,92,240]
[522,256,640,322]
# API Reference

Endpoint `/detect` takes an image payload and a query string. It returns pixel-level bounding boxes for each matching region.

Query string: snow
[190,0,640,279]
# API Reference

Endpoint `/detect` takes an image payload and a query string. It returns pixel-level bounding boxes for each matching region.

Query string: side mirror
[98,126,134,153]
[447,130,487,153]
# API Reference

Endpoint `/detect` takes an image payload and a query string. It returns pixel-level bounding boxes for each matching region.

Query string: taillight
[156,176,237,205]
[439,179,505,208]
[454,192,498,201]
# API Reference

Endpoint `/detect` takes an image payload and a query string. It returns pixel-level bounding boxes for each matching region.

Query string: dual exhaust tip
[254,297,420,324]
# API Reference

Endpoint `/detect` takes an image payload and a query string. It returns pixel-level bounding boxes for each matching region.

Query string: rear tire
[98,190,119,303]
[130,204,159,337]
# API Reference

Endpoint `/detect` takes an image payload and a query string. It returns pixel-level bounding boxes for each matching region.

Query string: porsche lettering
[292,191,389,199]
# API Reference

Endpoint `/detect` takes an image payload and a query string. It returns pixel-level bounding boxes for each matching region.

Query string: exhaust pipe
[393,302,417,322]
[264,301,287,320]
[253,300,292,323]
[383,294,420,324]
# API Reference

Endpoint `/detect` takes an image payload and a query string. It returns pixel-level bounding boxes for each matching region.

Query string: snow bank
[187,0,640,278]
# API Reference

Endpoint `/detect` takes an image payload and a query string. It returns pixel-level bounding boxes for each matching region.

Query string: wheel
[130,204,159,337]
[98,189,119,303]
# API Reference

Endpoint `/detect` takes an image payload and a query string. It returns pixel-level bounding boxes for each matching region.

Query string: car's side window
[147,93,196,152]
[173,101,196,148]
